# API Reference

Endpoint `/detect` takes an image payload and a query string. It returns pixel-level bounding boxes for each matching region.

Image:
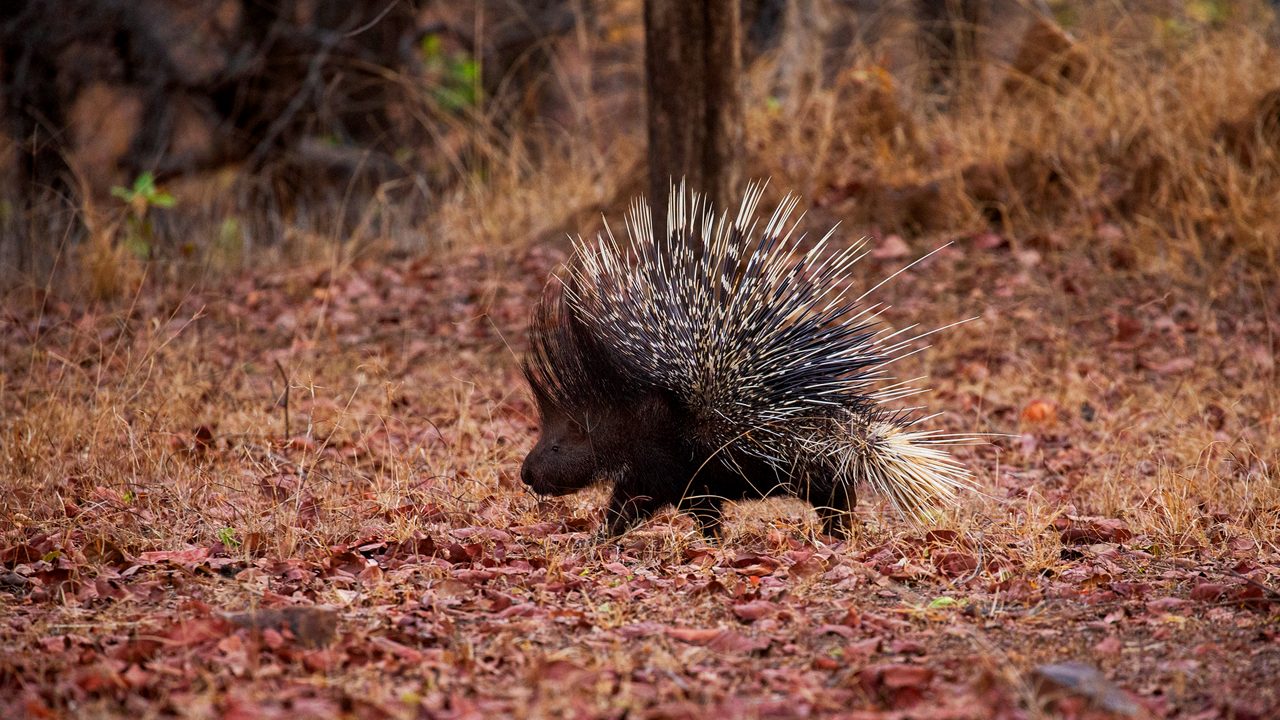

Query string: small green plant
[927,596,962,610]
[1186,0,1231,26]
[209,216,244,268]
[216,527,240,548]
[419,33,481,112]
[110,171,176,259]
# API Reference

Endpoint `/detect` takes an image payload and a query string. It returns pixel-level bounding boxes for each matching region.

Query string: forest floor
[1,228,1278,719]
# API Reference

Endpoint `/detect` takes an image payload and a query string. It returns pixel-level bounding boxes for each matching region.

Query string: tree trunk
[644,0,743,228]
[916,0,983,98]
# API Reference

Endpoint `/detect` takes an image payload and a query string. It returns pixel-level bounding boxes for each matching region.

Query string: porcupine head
[519,277,677,498]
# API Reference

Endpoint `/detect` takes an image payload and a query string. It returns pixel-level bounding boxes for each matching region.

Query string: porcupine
[520,182,973,537]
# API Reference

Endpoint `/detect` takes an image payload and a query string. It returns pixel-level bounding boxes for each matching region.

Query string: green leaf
[218,217,242,246]
[134,172,157,195]
[217,527,240,547]
[112,172,176,210]
[420,33,442,59]
[457,58,479,84]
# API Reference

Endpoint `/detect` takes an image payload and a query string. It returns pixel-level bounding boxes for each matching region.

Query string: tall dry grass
[747,2,1280,281]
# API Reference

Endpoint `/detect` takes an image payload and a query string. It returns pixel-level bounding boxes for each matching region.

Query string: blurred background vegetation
[1,0,1278,296]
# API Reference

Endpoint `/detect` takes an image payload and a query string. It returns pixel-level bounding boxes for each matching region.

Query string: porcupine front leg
[605,487,725,538]
[603,485,667,536]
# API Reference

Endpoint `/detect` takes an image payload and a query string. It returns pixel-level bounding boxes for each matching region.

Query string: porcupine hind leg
[810,479,857,539]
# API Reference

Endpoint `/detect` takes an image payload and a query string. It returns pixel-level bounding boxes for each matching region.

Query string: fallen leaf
[1146,357,1195,375]
[1190,583,1232,602]
[859,663,933,707]
[1021,399,1058,425]
[665,627,771,653]
[666,627,723,645]
[1059,518,1132,545]
[137,546,211,565]
[1031,661,1140,716]
[872,235,911,260]
[1112,314,1143,342]
[732,600,778,622]
[814,624,856,639]
[1093,635,1122,656]
[972,231,1006,249]
[222,606,339,648]
[935,552,978,578]
[1145,596,1188,613]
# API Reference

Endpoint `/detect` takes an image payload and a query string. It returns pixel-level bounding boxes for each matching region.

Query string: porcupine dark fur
[520,182,972,537]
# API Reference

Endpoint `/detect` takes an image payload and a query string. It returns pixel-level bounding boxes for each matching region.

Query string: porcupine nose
[519,456,536,488]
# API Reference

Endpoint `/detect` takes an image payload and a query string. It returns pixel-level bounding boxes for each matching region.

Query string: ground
[1,227,1277,720]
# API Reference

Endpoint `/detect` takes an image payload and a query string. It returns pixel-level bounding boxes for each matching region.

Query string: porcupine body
[520,183,972,537]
